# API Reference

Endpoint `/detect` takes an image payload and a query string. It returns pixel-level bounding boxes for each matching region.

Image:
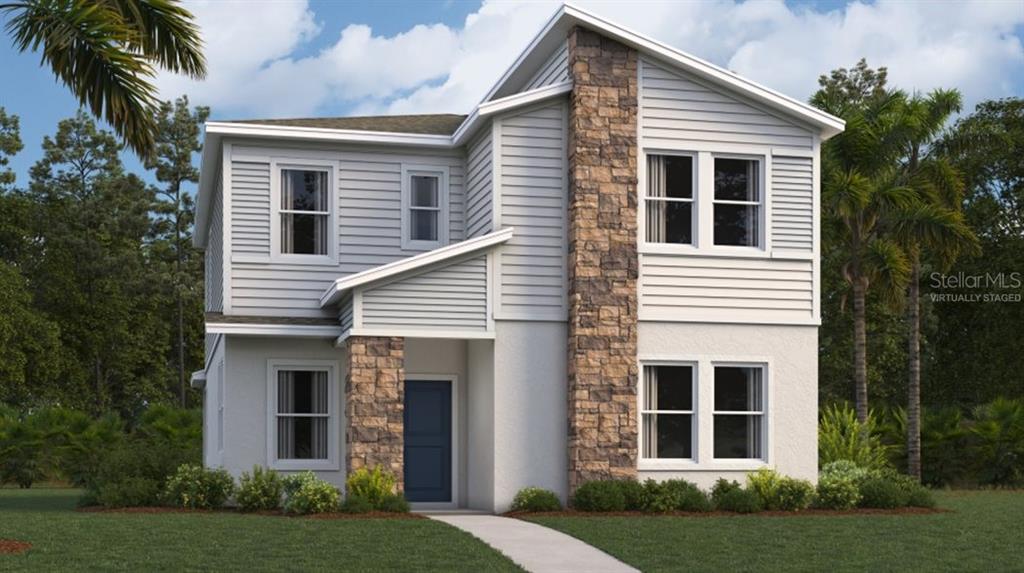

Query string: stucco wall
[637,322,818,488]
[466,339,495,510]
[218,336,470,495]
[493,321,569,511]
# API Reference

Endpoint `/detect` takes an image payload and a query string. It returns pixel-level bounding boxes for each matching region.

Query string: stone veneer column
[566,27,639,491]
[345,336,405,489]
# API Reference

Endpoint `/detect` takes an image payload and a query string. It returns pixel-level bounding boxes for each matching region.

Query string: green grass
[0,488,521,572]
[526,491,1024,572]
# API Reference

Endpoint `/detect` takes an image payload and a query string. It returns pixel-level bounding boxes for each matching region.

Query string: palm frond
[864,237,911,308]
[3,1,158,155]
[108,0,206,78]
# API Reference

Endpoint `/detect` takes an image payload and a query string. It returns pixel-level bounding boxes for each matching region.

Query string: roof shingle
[226,114,467,136]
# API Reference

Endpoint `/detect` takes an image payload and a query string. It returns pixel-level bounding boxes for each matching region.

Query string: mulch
[0,540,32,555]
[75,506,422,519]
[508,507,950,518]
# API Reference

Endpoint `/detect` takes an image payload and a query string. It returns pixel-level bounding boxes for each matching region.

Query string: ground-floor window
[267,360,339,470]
[639,360,768,467]
[713,365,766,460]
[640,364,695,460]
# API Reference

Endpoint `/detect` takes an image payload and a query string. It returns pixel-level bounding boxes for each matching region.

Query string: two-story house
[192,4,844,512]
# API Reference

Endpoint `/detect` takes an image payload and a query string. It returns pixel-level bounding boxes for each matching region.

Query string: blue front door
[403,380,452,503]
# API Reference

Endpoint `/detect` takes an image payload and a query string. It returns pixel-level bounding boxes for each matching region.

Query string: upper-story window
[644,153,764,251]
[646,155,694,245]
[401,165,449,250]
[278,167,332,257]
[713,157,761,247]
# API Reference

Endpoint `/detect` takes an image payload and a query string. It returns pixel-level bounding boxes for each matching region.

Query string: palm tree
[1,0,206,156]
[893,90,979,481]
[815,88,915,423]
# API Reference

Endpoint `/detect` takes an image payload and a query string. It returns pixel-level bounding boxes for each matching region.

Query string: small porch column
[345,336,405,489]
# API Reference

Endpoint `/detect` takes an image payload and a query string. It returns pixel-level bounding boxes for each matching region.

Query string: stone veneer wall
[565,27,639,490]
[345,336,405,489]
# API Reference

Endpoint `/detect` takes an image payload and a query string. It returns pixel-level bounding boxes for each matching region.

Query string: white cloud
[157,0,1024,119]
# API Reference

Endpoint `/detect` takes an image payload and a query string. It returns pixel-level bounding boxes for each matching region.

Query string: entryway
[403,379,453,503]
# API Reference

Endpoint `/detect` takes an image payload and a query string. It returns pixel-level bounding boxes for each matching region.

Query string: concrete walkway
[429,514,639,573]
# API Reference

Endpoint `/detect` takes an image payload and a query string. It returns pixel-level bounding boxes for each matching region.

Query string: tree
[0,107,22,190]
[0,0,206,156]
[930,99,1024,407]
[24,110,171,415]
[813,64,914,423]
[146,96,208,406]
[892,89,979,481]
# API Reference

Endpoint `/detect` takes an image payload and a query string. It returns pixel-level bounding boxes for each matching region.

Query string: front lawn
[0,489,521,572]
[525,490,1024,572]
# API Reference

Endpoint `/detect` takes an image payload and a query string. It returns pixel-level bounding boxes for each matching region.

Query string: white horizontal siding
[522,40,568,91]
[640,58,814,150]
[361,256,488,331]
[497,102,567,319]
[339,294,354,332]
[231,161,271,256]
[639,254,814,323]
[771,155,814,252]
[465,127,493,238]
[205,181,224,312]
[227,145,466,318]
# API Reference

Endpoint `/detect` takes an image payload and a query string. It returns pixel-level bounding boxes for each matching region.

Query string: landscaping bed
[508,506,947,518]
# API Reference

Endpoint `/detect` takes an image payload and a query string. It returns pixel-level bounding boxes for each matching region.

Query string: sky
[1,0,1023,189]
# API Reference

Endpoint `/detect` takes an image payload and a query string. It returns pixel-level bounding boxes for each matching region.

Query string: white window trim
[643,151,697,247]
[710,154,766,251]
[269,160,338,265]
[636,355,772,472]
[266,359,341,471]
[638,361,698,471]
[401,164,450,251]
[711,361,768,465]
[639,148,770,257]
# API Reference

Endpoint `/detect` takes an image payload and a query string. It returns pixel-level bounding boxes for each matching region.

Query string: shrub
[85,437,198,507]
[774,478,815,511]
[819,404,893,471]
[340,494,373,514]
[907,485,936,508]
[572,480,626,512]
[820,460,870,484]
[815,475,861,510]
[746,469,813,511]
[237,466,284,512]
[711,479,742,507]
[163,464,235,509]
[970,398,1024,486]
[641,479,710,512]
[512,487,562,512]
[857,476,910,508]
[377,493,411,513]
[617,479,646,511]
[345,466,397,508]
[96,477,162,508]
[283,471,340,514]
[714,487,763,513]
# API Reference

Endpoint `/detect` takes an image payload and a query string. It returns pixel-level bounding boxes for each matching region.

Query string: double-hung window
[646,155,695,244]
[268,361,338,470]
[712,157,761,247]
[402,165,449,250]
[279,168,331,256]
[713,365,766,460]
[640,364,695,460]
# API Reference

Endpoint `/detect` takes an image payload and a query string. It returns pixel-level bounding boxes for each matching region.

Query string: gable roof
[224,114,466,135]
[319,228,514,307]
[195,3,844,247]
